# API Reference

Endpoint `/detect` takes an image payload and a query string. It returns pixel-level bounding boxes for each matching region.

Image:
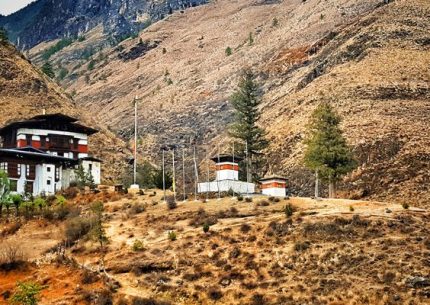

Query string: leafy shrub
[167,231,177,241]
[62,187,79,199]
[165,196,177,210]
[189,208,217,227]
[203,223,210,233]
[284,203,294,217]
[225,47,232,56]
[349,205,354,212]
[132,240,144,252]
[237,195,244,201]
[55,195,67,206]
[81,269,99,284]
[402,203,409,209]
[10,281,45,305]
[245,197,253,203]
[34,197,46,210]
[268,196,275,202]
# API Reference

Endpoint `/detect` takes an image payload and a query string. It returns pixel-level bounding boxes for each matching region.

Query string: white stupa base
[198,180,255,195]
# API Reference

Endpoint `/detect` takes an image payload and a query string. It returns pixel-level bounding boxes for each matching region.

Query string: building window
[0,162,7,172]
[26,165,30,176]
[89,163,93,172]
[55,167,60,181]
[47,167,51,172]
[47,180,51,185]
[10,180,17,192]
[26,135,32,146]
[17,164,21,176]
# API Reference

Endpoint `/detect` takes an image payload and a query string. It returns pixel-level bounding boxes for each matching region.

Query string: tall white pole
[232,142,235,198]
[162,149,166,201]
[193,145,199,201]
[182,147,186,202]
[133,97,138,186]
[246,140,249,198]
[217,145,221,200]
[172,149,176,202]
[206,154,210,201]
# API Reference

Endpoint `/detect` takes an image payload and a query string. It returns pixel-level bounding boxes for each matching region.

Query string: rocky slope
[0,0,208,49]
[0,40,130,182]
[8,0,429,205]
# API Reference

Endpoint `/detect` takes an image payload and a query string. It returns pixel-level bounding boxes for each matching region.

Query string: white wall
[215,162,239,181]
[81,160,101,185]
[262,188,286,197]
[198,180,255,194]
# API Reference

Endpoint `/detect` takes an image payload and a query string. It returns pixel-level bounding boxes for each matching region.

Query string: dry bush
[95,290,113,305]
[294,241,311,251]
[0,221,22,237]
[257,199,270,206]
[0,242,26,270]
[189,208,218,227]
[64,216,93,244]
[165,196,177,210]
[62,187,80,199]
[207,287,223,301]
[81,269,99,284]
[129,203,146,215]
[240,223,252,233]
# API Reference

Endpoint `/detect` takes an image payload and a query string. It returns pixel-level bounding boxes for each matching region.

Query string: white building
[260,176,287,197]
[198,155,255,195]
[0,114,102,195]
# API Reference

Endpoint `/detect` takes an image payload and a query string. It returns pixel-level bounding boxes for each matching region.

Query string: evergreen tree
[0,170,10,216]
[229,70,268,181]
[0,27,8,42]
[10,281,45,305]
[152,168,173,190]
[304,102,356,198]
[41,62,55,78]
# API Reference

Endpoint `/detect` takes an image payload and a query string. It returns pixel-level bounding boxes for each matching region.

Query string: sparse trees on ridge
[303,102,356,198]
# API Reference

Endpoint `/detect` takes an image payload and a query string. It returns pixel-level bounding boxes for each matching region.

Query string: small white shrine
[260,176,287,197]
[198,155,255,194]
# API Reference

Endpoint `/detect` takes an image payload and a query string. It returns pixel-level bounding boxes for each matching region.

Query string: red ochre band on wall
[216,164,239,171]
[16,140,87,153]
[261,182,286,189]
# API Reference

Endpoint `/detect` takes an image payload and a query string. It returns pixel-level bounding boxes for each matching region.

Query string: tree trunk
[314,170,319,198]
[328,179,336,198]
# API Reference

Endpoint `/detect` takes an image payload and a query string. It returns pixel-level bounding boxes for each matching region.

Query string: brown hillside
[28,0,430,205]
[0,41,130,182]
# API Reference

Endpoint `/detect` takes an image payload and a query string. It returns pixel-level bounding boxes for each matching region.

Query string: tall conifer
[229,70,268,180]
[304,102,356,198]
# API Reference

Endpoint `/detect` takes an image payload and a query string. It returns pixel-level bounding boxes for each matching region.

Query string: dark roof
[80,156,103,163]
[30,113,77,122]
[0,148,78,166]
[210,154,244,163]
[259,176,288,182]
[0,113,98,136]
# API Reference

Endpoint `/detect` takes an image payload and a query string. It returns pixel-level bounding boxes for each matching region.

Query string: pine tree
[41,62,55,78]
[229,70,268,181]
[0,27,8,42]
[304,102,356,198]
